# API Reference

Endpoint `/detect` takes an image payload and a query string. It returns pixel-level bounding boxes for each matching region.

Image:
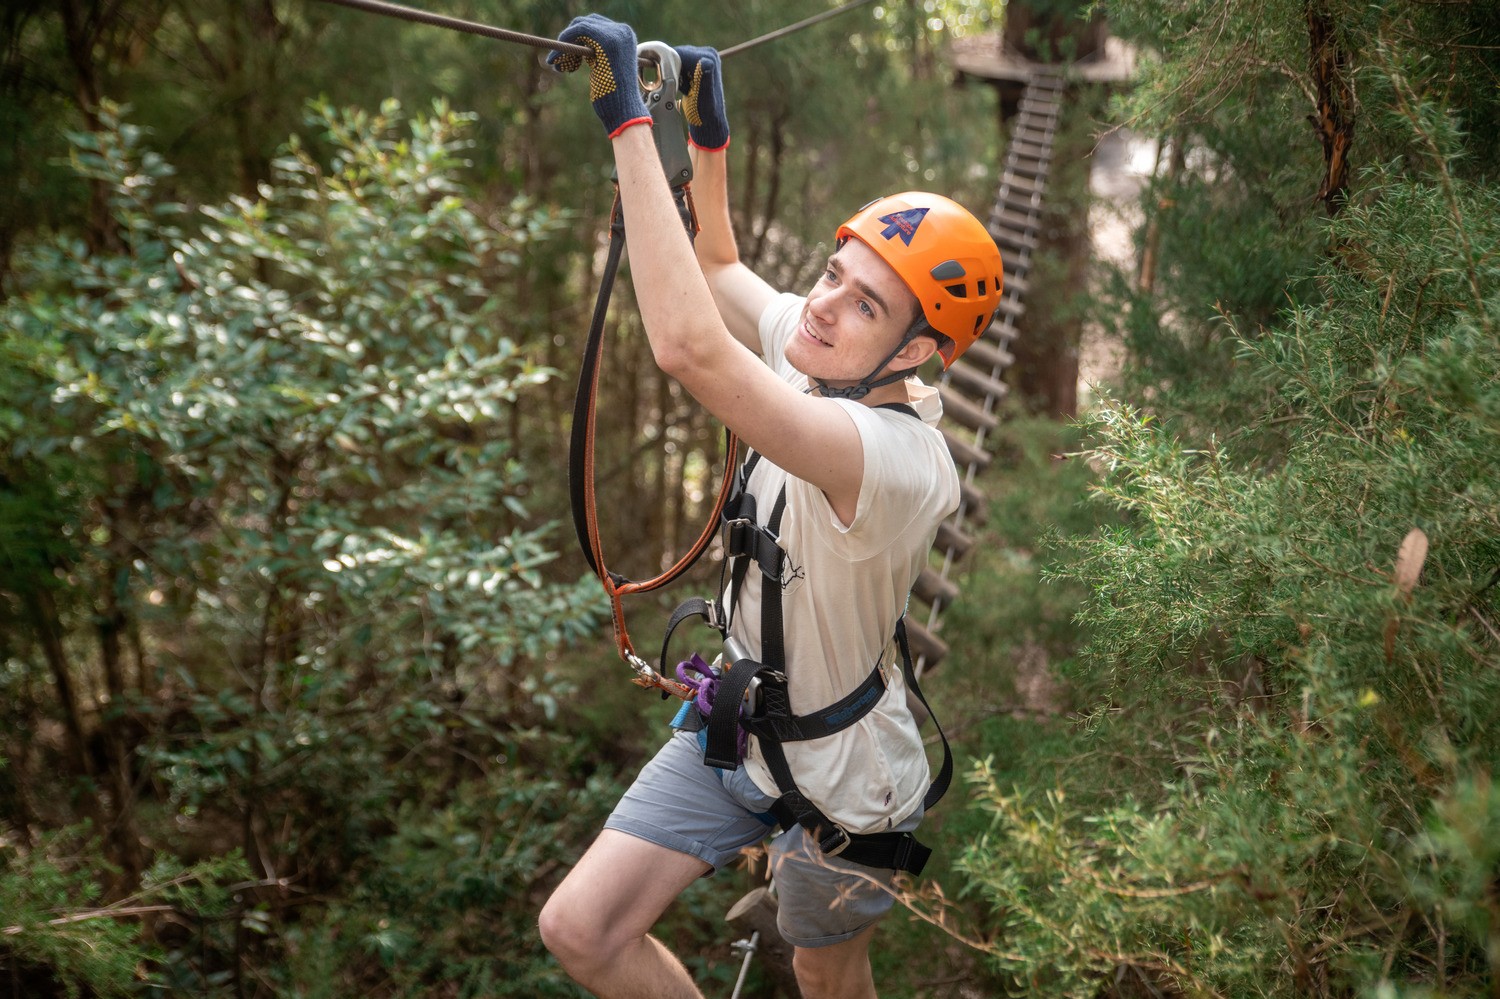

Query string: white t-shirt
[731,293,960,835]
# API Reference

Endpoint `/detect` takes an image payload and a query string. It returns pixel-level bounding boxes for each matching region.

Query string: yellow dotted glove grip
[554,37,620,103]
[682,61,705,128]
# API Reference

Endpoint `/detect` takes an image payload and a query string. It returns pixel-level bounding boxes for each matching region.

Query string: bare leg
[538,829,711,999]
[792,922,881,999]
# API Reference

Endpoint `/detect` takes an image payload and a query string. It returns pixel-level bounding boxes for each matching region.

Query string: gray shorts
[603,728,922,948]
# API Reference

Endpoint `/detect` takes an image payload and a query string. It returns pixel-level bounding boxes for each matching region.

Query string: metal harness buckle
[818,823,852,857]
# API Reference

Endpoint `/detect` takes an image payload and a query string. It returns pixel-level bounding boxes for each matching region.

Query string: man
[539,15,1003,999]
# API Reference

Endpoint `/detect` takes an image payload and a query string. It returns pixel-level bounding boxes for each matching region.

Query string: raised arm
[673,45,776,353]
[689,146,777,352]
[550,17,865,520]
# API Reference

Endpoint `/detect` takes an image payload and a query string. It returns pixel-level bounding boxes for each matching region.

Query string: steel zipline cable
[720,0,879,58]
[311,0,880,62]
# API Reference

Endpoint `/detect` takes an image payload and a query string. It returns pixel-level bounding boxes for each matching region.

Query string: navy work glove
[549,14,652,138]
[674,45,730,151]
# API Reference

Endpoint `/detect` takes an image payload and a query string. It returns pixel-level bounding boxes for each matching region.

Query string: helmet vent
[945,283,968,298]
[929,260,966,281]
[977,279,987,296]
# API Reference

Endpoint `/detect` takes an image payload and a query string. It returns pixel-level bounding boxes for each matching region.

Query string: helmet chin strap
[812,321,930,401]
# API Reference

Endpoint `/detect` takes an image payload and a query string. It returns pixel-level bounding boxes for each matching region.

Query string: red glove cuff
[608,116,654,140]
[688,135,731,153]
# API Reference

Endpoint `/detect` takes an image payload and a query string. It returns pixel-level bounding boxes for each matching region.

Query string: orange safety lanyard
[568,185,738,700]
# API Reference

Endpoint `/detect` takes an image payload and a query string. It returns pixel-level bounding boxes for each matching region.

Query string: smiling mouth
[802,320,832,347]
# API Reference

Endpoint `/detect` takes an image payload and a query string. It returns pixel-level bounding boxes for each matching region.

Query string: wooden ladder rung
[1000,172,1045,200]
[904,617,949,675]
[946,363,1010,405]
[990,206,1039,233]
[912,566,961,608]
[1000,190,1044,217]
[1005,158,1049,182]
[995,296,1026,323]
[964,336,1014,372]
[1010,138,1051,161]
[939,385,998,432]
[943,427,992,472]
[985,317,1022,346]
[934,520,975,560]
[992,225,1039,255]
[958,477,989,524]
[1013,125,1054,146]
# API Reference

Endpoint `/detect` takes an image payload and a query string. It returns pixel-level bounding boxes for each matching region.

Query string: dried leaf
[1393,527,1429,598]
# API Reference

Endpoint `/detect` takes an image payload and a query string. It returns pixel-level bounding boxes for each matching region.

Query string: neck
[812,373,913,407]
[858,378,913,408]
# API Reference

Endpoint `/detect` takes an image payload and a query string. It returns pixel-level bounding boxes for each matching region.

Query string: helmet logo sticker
[877,207,929,246]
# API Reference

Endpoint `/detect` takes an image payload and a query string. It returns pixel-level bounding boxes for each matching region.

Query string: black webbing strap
[898,617,952,812]
[702,649,769,769]
[758,623,948,875]
[568,200,627,580]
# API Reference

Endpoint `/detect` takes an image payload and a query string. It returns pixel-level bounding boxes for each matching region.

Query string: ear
[892,334,939,368]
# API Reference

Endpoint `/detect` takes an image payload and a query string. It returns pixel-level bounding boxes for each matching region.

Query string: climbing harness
[658,417,954,876]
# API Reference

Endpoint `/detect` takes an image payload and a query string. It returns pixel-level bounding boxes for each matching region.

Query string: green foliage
[276,765,619,998]
[948,6,1500,995]
[942,414,1112,709]
[0,822,248,998]
[5,95,600,694]
[1,100,609,993]
[1104,0,1500,445]
[867,416,1115,997]
[0,825,142,997]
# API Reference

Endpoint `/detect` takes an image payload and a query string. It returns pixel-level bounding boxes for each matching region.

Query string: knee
[792,950,837,998]
[538,890,598,972]
[793,946,872,999]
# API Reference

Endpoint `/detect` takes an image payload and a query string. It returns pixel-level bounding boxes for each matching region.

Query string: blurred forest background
[2,0,1499,996]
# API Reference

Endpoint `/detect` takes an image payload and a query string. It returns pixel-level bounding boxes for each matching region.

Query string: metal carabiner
[635,40,693,189]
[636,40,682,99]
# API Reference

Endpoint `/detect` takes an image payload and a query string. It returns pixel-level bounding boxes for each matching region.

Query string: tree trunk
[95,504,147,881]
[1136,136,1184,294]
[749,115,787,270]
[24,587,92,779]
[1307,2,1354,216]
[58,0,120,255]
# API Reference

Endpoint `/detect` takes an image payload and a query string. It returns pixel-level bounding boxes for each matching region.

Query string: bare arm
[613,126,863,521]
[689,147,777,353]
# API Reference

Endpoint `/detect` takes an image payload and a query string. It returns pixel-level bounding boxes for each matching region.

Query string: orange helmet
[836,192,1004,367]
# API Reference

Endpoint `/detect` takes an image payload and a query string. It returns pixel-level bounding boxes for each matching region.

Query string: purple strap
[675,653,749,763]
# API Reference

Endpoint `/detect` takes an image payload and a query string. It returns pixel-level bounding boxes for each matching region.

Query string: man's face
[786,237,920,389]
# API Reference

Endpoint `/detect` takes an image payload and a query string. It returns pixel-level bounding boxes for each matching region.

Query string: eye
[858,300,875,319]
